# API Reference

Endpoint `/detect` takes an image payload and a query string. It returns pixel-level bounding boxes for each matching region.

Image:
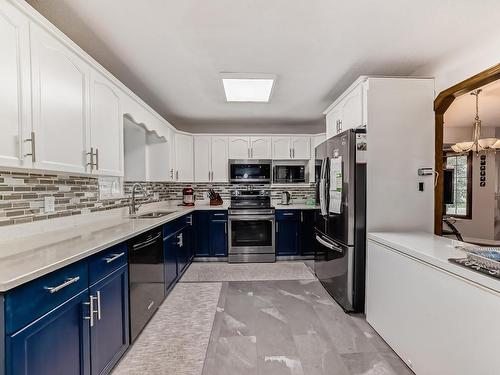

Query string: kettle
[281,191,291,205]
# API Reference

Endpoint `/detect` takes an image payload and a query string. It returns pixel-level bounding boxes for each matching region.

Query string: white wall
[413,33,500,94]
[444,127,498,242]
[366,78,435,233]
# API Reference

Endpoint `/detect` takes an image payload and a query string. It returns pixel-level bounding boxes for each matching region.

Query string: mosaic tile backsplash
[0,169,315,227]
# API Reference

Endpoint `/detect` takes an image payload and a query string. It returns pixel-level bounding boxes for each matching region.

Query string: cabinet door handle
[177,232,183,247]
[209,171,211,181]
[248,148,250,158]
[176,170,179,180]
[44,276,80,294]
[94,148,99,170]
[187,215,193,225]
[86,147,94,171]
[213,213,225,216]
[283,212,294,216]
[293,148,295,158]
[301,211,303,222]
[224,222,227,234]
[276,222,279,232]
[24,131,36,162]
[96,290,102,320]
[104,252,125,263]
[170,169,174,179]
[83,294,97,327]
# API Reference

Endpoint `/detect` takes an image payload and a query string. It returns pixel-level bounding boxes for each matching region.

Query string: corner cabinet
[30,22,91,174]
[173,133,194,182]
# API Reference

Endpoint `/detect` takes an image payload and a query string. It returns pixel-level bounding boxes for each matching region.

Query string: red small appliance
[182,187,195,206]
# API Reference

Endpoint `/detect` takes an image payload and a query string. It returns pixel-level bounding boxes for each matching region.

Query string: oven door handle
[229,215,275,221]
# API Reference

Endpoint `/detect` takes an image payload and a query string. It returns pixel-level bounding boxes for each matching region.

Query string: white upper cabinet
[250,136,272,159]
[90,71,123,176]
[174,132,193,182]
[326,107,341,138]
[325,78,367,136]
[228,136,250,159]
[0,2,31,169]
[341,83,364,131]
[194,136,211,182]
[272,137,291,159]
[194,136,228,182]
[290,137,310,159]
[211,136,228,182]
[272,136,310,159]
[146,130,172,182]
[30,23,90,174]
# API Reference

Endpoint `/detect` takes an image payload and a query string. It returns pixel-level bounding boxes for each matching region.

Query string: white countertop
[0,200,317,292]
[368,232,500,293]
[0,201,229,292]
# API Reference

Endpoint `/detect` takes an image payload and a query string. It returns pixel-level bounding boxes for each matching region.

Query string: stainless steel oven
[229,160,272,184]
[228,208,275,263]
[228,190,275,262]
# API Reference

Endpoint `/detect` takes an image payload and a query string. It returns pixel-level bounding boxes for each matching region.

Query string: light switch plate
[44,196,55,213]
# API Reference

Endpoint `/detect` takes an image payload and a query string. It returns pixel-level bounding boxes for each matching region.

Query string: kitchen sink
[130,210,177,219]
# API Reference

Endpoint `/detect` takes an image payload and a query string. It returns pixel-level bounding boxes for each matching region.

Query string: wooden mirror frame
[434,63,500,234]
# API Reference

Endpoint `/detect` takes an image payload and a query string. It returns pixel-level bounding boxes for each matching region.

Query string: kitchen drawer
[5,261,88,334]
[209,211,227,220]
[276,210,300,221]
[89,243,127,285]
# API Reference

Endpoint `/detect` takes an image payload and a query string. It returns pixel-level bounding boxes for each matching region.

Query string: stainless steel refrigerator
[314,128,367,312]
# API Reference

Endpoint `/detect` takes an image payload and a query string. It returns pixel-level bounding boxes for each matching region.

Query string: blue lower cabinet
[89,265,129,375]
[210,220,228,256]
[276,211,300,256]
[193,211,227,257]
[6,290,91,375]
[177,228,189,275]
[193,211,210,257]
[163,231,179,292]
[299,210,316,255]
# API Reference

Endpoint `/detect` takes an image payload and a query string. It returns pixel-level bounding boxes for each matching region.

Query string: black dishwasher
[128,228,165,342]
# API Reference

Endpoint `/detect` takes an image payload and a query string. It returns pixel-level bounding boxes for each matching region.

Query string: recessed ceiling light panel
[221,73,276,103]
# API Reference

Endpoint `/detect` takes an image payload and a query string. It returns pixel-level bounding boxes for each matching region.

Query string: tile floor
[113,262,412,375]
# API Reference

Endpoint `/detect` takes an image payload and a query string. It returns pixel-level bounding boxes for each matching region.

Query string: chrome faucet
[129,183,150,215]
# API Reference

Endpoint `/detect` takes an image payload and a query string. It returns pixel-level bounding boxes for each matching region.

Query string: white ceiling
[445,79,500,128]
[27,0,500,133]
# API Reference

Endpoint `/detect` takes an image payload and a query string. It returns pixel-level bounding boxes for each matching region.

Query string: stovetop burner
[449,257,500,279]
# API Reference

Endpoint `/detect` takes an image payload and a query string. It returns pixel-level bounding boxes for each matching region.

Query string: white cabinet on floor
[30,23,91,174]
[90,71,123,176]
[0,1,32,169]
[228,136,250,159]
[174,133,193,182]
[250,137,272,159]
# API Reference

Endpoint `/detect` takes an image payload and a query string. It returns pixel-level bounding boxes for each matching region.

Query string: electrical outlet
[418,182,424,192]
[44,196,55,213]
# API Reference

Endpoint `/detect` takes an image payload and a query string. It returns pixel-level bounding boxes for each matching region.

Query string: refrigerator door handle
[315,235,343,253]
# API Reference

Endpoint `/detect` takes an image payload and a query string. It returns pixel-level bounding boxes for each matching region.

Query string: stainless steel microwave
[272,161,308,183]
[229,160,272,184]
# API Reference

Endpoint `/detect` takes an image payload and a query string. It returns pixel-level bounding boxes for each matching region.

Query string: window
[444,152,472,218]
